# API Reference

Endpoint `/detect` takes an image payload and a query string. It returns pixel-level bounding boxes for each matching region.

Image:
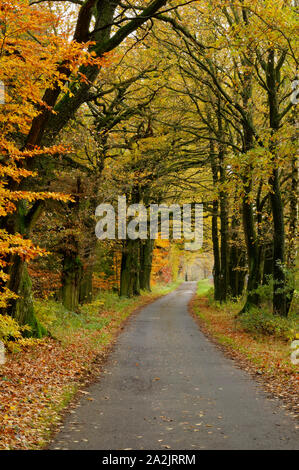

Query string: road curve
[50,282,299,450]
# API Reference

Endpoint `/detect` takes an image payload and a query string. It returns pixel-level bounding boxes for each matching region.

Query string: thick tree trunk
[286,155,298,313]
[217,104,229,302]
[240,139,262,312]
[4,202,46,336]
[211,200,221,301]
[119,239,140,297]
[209,140,222,301]
[236,252,247,298]
[3,0,168,324]
[267,49,288,316]
[241,191,261,312]
[269,168,287,316]
[239,71,262,312]
[61,243,83,311]
[229,215,246,299]
[79,265,93,304]
[262,243,273,284]
[229,251,246,299]
[236,45,264,313]
[219,188,229,302]
[79,240,96,305]
[139,239,154,291]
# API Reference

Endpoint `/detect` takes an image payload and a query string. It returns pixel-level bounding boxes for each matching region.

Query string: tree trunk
[286,154,298,313]
[236,252,247,298]
[79,241,96,305]
[61,247,83,311]
[79,265,93,304]
[211,200,221,301]
[4,202,46,336]
[229,214,246,299]
[236,43,263,313]
[266,49,288,316]
[209,140,222,301]
[119,239,140,297]
[217,103,229,302]
[2,0,168,324]
[269,168,287,316]
[214,101,230,302]
[262,243,273,284]
[240,144,262,311]
[219,188,229,302]
[139,239,154,291]
[241,191,261,311]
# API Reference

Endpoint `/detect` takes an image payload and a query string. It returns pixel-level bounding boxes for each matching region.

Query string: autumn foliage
[0,0,297,451]
[0,0,107,307]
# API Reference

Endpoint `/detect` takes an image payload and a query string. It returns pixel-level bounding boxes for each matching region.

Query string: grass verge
[189,280,298,418]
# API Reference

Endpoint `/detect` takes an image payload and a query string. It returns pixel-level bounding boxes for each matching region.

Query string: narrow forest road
[50,283,299,450]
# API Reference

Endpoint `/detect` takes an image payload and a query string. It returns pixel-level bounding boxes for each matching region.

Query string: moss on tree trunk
[61,251,83,311]
[119,239,140,297]
[10,262,46,338]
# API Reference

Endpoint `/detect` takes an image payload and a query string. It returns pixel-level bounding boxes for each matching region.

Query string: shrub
[0,315,35,352]
[34,299,61,329]
[238,309,297,342]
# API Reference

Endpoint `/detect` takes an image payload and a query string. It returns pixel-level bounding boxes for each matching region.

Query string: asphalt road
[50,282,299,450]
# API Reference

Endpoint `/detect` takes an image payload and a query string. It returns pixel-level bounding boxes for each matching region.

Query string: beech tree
[1,0,187,330]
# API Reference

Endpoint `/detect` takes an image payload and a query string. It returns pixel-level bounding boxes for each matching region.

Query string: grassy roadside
[190,280,298,418]
[0,281,180,450]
